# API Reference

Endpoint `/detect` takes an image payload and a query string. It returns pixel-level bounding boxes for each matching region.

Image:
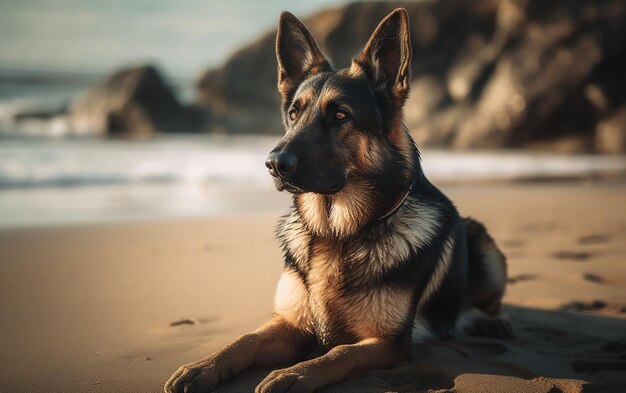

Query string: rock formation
[196,0,626,152]
[70,65,195,137]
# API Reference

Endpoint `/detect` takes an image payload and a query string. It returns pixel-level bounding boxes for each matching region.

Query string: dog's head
[266,9,419,237]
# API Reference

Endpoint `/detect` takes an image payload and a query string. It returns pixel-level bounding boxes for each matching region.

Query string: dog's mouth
[275,179,305,194]
[273,178,345,195]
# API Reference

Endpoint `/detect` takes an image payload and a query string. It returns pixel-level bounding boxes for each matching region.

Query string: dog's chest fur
[274,197,443,347]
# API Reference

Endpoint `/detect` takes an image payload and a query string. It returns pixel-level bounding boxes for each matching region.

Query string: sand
[1,181,625,392]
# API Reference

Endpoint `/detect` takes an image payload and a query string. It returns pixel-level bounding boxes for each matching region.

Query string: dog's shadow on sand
[214,305,626,393]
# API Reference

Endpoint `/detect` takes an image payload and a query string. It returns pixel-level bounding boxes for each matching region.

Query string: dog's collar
[376,184,413,222]
[376,171,421,222]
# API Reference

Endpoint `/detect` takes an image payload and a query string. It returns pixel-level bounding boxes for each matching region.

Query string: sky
[0,0,352,79]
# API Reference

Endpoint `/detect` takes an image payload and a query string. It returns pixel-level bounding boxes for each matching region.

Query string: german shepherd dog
[165,8,509,393]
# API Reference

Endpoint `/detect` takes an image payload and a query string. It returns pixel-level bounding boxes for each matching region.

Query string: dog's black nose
[265,151,297,178]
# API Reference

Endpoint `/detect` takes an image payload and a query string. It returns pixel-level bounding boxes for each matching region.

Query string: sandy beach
[1,181,625,392]
[2,0,626,392]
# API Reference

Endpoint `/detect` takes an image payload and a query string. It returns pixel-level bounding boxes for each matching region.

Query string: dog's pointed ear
[353,8,412,106]
[276,12,331,102]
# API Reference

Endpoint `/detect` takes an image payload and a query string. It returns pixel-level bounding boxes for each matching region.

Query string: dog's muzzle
[265,151,297,179]
[265,146,345,195]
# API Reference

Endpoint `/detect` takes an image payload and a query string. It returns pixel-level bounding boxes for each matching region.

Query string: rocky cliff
[196,0,626,153]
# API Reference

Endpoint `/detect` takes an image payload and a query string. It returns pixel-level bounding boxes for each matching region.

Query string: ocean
[2,132,626,228]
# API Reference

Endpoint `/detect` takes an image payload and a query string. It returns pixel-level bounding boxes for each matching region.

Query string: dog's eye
[335,111,348,121]
[289,110,298,121]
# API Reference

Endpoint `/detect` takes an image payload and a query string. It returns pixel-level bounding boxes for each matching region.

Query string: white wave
[1,136,625,190]
[422,150,626,181]
[1,135,625,228]
[0,135,276,188]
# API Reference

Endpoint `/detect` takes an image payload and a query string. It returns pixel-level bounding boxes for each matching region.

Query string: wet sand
[0,182,625,392]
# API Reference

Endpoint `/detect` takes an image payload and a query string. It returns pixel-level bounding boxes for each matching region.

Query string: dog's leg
[255,337,405,393]
[164,317,313,393]
[462,217,511,338]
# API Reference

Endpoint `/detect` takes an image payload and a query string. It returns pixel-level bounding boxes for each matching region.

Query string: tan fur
[292,87,314,108]
[348,286,413,339]
[298,176,441,240]
[298,192,330,235]
[306,237,343,345]
[277,194,445,346]
[164,317,313,393]
[297,181,376,239]
[274,270,312,332]
[287,85,316,127]
[349,133,386,172]
[328,180,376,238]
[256,338,404,393]
[279,195,443,345]
[287,233,416,344]
[319,85,343,108]
[347,61,364,77]
[350,134,372,167]
[307,61,325,76]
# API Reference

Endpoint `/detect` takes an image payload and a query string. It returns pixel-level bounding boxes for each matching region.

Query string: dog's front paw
[164,359,229,393]
[255,368,315,393]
